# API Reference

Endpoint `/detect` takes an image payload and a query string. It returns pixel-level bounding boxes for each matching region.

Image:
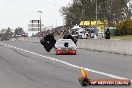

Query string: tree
[60,3,82,29]
[0,28,13,41]
[97,0,130,26]
[116,19,132,35]
[14,27,24,37]
[60,0,131,28]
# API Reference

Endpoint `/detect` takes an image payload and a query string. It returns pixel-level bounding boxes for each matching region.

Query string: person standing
[105,28,111,39]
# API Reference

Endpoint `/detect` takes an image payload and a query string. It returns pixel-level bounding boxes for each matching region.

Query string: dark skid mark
[44,61,65,69]
[0,44,3,47]
[11,48,30,58]
[0,55,11,66]
[0,55,49,87]
[43,52,55,55]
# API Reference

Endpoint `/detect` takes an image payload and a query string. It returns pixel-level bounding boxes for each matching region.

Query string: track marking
[0,42,132,82]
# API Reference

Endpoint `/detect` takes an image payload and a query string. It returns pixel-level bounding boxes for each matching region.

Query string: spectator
[105,28,111,39]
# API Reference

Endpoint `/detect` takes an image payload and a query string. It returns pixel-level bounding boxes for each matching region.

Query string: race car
[55,39,77,55]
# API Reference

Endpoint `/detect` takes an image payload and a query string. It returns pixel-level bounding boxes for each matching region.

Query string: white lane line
[0,42,132,82]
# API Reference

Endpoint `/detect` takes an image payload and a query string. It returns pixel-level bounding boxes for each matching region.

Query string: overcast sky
[0,0,72,31]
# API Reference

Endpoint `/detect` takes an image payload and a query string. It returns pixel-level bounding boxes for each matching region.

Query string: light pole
[95,0,98,28]
[38,11,42,36]
[80,2,85,28]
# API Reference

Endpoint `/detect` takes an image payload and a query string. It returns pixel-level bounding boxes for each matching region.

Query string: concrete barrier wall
[17,37,41,43]
[77,39,132,55]
[16,37,132,55]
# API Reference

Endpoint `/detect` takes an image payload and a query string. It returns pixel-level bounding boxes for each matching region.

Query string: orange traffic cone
[81,67,88,78]
[79,67,90,86]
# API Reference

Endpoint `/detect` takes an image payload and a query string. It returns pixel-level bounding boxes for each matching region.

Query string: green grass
[111,35,132,41]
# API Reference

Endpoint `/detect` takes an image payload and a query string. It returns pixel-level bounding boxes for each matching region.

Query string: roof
[71,25,81,29]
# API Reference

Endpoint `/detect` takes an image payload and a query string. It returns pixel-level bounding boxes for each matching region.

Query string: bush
[116,19,132,35]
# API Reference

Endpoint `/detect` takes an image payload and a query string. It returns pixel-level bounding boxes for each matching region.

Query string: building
[28,20,44,37]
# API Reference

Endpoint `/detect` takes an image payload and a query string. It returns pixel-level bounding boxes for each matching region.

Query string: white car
[98,32,104,38]
[55,39,77,55]
[75,30,89,39]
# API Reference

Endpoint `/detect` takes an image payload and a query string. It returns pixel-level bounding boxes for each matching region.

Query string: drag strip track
[0,41,132,88]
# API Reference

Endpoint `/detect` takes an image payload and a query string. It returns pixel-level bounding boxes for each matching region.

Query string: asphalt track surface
[0,41,132,88]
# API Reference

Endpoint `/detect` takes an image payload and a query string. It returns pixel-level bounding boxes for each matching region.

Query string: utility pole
[80,2,85,28]
[96,0,98,28]
[38,11,42,36]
